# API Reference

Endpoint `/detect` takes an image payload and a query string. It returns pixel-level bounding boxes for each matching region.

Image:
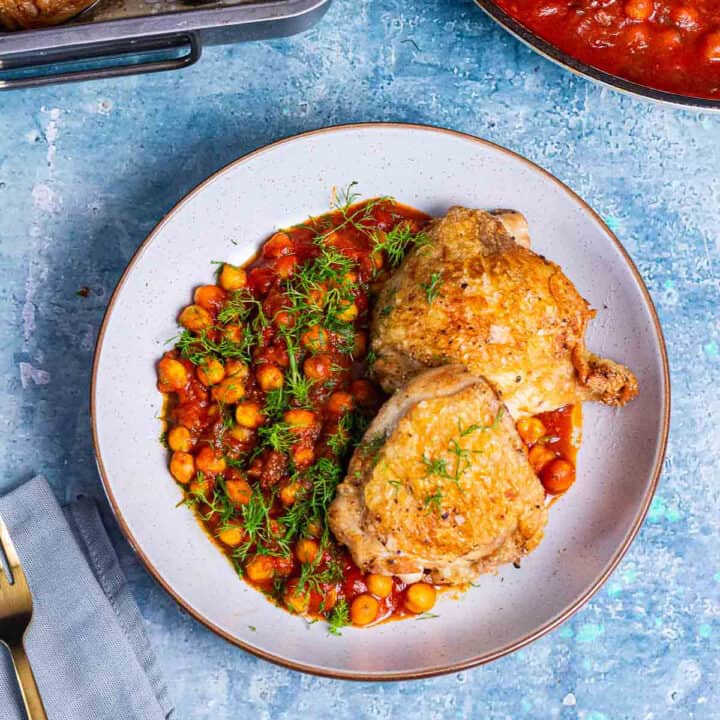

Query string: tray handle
[0,32,201,90]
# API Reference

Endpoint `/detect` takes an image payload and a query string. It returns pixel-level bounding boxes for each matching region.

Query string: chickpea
[275,255,298,279]
[516,417,546,445]
[704,32,720,62]
[343,270,359,285]
[274,310,294,328]
[169,451,194,484]
[235,401,265,429]
[292,445,315,468]
[284,409,317,428]
[245,555,275,583]
[228,424,253,443]
[223,324,244,344]
[326,391,355,415]
[189,474,212,498]
[217,525,245,547]
[284,582,310,614]
[404,582,437,614]
[303,354,333,380]
[301,325,329,352]
[212,379,246,404]
[350,594,380,626]
[671,6,698,29]
[178,304,213,332]
[540,459,576,495]
[157,357,188,392]
[295,538,319,564]
[308,286,326,308]
[353,331,368,358]
[623,0,652,20]
[167,425,192,452]
[225,477,252,505]
[194,285,226,313]
[197,357,225,386]
[195,446,227,475]
[219,264,247,291]
[225,359,248,379]
[256,363,284,391]
[366,574,393,598]
[279,482,302,506]
[337,301,358,323]
[625,24,650,49]
[658,29,681,48]
[528,445,556,473]
[320,588,338,612]
[260,343,290,369]
[324,231,341,247]
[262,231,294,258]
[211,360,248,403]
[350,379,377,407]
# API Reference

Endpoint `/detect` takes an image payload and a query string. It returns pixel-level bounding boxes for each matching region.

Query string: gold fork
[0,517,48,720]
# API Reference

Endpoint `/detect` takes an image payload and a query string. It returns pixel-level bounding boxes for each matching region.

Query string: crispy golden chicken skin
[328,365,548,585]
[371,207,638,417]
[0,0,94,29]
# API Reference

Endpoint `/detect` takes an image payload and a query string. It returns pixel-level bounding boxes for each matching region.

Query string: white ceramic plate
[92,124,669,679]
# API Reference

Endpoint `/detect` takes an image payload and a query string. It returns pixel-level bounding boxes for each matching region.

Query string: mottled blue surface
[1,0,719,717]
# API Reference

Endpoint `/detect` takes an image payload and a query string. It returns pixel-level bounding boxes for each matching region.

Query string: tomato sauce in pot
[494,0,720,100]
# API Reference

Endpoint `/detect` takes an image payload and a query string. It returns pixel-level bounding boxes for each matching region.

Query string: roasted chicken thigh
[328,365,548,585]
[371,207,638,417]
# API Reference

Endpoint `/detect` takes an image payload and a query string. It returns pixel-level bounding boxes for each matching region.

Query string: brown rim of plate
[473,0,720,111]
[90,122,671,681]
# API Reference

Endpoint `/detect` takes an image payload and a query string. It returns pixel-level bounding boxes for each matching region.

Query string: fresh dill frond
[421,454,451,480]
[326,423,350,457]
[327,599,350,636]
[257,422,294,453]
[423,489,444,514]
[264,387,287,418]
[333,181,361,212]
[174,327,253,365]
[421,271,443,305]
[458,407,505,436]
[373,224,431,269]
[359,432,386,466]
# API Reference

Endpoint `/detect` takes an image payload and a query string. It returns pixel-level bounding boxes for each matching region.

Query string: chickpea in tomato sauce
[158,195,441,631]
[517,404,582,496]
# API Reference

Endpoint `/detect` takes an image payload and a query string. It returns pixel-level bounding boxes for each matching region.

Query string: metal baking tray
[0,0,331,90]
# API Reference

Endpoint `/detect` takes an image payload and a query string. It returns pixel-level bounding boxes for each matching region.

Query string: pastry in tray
[0,0,96,30]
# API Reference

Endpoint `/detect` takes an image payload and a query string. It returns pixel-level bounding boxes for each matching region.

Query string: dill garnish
[421,271,443,305]
[373,224,431,269]
[327,599,350,635]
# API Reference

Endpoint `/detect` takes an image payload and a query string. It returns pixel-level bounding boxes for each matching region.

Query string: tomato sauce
[157,196,440,631]
[494,0,720,99]
[518,405,582,496]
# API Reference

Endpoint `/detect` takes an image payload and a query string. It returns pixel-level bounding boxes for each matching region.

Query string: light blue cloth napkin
[0,476,173,719]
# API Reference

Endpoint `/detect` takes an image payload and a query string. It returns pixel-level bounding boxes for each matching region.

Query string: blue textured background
[1,0,718,717]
